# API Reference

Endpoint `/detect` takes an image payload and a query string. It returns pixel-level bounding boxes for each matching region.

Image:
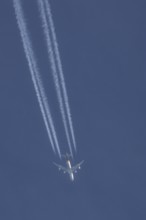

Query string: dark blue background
[0,0,146,219]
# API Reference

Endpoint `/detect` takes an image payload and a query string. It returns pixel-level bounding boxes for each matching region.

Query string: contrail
[13,0,61,158]
[43,0,77,152]
[38,0,74,157]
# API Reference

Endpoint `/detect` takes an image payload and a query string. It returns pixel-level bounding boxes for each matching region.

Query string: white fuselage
[66,160,74,181]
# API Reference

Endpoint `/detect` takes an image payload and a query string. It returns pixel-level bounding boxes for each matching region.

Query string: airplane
[53,153,84,181]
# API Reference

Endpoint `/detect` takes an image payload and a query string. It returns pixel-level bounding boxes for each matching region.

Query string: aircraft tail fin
[62,153,72,160]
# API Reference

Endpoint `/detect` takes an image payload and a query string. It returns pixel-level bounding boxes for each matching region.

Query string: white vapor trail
[38,0,74,157]
[13,0,61,158]
[44,0,77,152]
[38,0,77,155]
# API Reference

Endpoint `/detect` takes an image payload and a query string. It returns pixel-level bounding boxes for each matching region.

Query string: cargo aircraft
[53,153,84,181]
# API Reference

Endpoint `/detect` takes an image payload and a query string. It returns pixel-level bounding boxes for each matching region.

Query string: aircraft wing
[71,160,84,172]
[53,162,68,173]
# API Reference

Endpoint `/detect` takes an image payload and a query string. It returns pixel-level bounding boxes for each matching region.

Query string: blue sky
[0,0,146,219]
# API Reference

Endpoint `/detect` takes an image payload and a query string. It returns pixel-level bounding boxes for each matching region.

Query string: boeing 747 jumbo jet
[53,153,84,181]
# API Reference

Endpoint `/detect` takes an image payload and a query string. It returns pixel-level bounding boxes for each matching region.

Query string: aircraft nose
[71,174,74,181]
